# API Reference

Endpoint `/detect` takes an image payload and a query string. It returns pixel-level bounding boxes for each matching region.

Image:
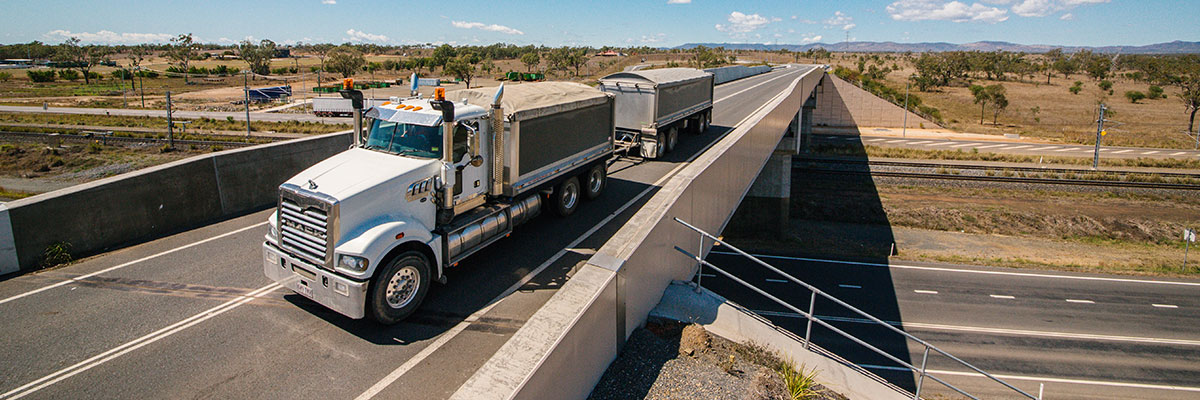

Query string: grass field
[0,112,348,135]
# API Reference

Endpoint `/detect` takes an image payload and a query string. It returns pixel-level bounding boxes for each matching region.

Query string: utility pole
[244,71,251,138]
[902,81,910,138]
[166,91,174,149]
[1092,103,1107,170]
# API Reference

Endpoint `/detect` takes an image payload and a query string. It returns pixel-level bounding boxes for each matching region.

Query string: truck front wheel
[552,176,581,217]
[367,251,431,325]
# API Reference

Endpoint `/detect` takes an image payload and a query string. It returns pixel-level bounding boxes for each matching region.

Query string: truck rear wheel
[367,251,431,325]
[664,127,679,153]
[552,176,581,217]
[583,164,606,200]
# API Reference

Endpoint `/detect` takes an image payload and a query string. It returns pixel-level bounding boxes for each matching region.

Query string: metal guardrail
[795,157,1200,180]
[0,130,263,148]
[672,217,1041,400]
[796,167,1200,191]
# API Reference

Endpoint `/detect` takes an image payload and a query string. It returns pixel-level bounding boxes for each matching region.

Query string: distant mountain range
[672,40,1200,54]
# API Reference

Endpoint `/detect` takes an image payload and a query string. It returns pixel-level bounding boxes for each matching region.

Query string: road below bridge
[0,66,813,400]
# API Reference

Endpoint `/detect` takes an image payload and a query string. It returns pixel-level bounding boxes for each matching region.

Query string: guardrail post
[803,291,816,349]
[694,234,704,293]
[914,345,930,400]
[1038,383,1044,400]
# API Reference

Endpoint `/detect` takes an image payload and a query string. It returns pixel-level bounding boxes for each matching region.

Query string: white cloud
[628,33,667,44]
[321,0,335,4]
[801,35,823,44]
[43,29,174,44]
[345,29,389,42]
[1011,0,1107,17]
[824,11,857,31]
[886,0,1009,23]
[1059,12,1074,20]
[451,21,524,35]
[667,0,691,3]
[715,11,771,33]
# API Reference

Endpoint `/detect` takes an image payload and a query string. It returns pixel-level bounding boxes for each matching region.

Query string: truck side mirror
[462,123,480,158]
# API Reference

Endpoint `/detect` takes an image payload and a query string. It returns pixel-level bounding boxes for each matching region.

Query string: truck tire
[367,251,431,325]
[552,176,581,217]
[665,126,679,153]
[700,112,710,133]
[583,164,606,200]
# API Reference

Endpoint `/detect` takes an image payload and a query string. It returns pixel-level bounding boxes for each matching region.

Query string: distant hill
[672,40,1200,54]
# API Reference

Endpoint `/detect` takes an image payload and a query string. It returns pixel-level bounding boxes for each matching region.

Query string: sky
[1,0,1197,48]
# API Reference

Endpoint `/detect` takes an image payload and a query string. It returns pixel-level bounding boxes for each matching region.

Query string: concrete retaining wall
[0,131,352,275]
[451,67,825,400]
[812,74,935,128]
[705,65,772,85]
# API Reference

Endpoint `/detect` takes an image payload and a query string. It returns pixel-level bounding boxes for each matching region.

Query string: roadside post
[166,91,174,149]
[1185,228,1196,271]
[1091,103,1106,170]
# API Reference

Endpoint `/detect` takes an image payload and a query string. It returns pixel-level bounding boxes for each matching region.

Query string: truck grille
[279,197,331,268]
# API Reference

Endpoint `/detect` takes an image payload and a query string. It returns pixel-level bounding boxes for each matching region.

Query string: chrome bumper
[263,241,368,319]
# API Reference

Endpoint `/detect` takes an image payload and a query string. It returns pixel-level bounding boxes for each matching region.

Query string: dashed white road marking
[913,290,939,294]
[885,139,907,144]
[1171,152,1188,156]
[1112,149,1133,154]
[949,143,977,148]
[1142,151,1160,155]
[838,284,861,289]
[1006,145,1032,150]
[1031,146,1059,151]
[1053,147,1076,152]
[865,138,886,142]
[1153,304,1179,309]
[908,141,932,145]
[1066,299,1096,304]
[974,144,1007,149]
[765,278,789,283]
[858,364,1200,393]
[991,294,1016,299]
[925,141,954,146]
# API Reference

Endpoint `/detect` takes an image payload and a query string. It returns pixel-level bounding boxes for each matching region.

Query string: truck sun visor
[365,107,443,126]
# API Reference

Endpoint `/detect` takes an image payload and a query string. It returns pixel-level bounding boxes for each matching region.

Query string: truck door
[453,120,488,205]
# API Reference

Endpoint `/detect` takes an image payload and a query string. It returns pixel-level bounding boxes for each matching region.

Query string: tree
[54,37,109,84]
[308,43,334,86]
[126,45,149,90]
[444,55,475,88]
[479,57,496,75]
[1042,48,1064,84]
[970,84,989,124]
[987,84,1008,124]
[238,39,277,76]
[1082,51,1113,81]
[167,33,196,83]
[520,52,540,72]
[1125,91,1146,103]
[431,44,456,70]
[326,46,366,78]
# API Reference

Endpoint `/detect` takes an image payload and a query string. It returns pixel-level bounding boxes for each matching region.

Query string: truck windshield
[363,119,442,158]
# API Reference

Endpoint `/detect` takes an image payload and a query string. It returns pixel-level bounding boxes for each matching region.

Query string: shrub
[1069,81,1083,95]
[0,71,11,82]
[135,70,158,78]
[1125,90,1146,103]
[112,69,133,80]
[40,241,73,268]
[86,71,101,81]
[1098,80,1113,91]
[58,69,81,81]
[87,142,102,153]
[28,69,57,82]
[1148,85,1164,99]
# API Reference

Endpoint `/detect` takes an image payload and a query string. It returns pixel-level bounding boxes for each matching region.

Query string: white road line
[908,141,932,145]
[752,310,1200,347]
[1053,147,1076,152]
[858,364,1200,393]
[1066,299,1095,304]
[925,142,954,147]
[1142,151,1160,155]
[1006,145,1032,150]
[0,222,268,306]
[356,72,801,400]
[865,138,886,142]
[948,143,977,148]
[838,284,861,289]
[1031,146,1059,151]
[708,252,1200,287]
[990,294,1016,299]
[1153,304,1179,309]
[0,282,282,400]
[764,278,789,283]
[699,273,717,278]
[885,139,907,144]
[713,69,801,104]
[913,290,938,294]
[1171,152,1188,156]
[973,144,1006,149]
[842,137,858,141]
[1112,149,1133,154]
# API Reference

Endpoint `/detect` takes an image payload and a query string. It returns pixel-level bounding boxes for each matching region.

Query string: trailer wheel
[665,127,679,153]
[367,251,431,325]
[699,114,710,133]
[583,164,606,200]
[552,176,581,217]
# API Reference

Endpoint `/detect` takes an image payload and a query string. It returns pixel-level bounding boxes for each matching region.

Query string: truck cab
[263,83,615,324]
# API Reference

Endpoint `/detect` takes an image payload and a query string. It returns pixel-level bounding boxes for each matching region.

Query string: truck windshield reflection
[364,119,442,159]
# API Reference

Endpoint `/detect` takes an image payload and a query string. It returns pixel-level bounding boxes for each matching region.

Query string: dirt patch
[590,321,847,400]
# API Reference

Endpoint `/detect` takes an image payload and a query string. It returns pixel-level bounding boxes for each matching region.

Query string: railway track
[794,158,1200,190]
[0,130,268,148]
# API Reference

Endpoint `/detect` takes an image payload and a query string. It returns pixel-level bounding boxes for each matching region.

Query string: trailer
[311,97,390,117]
[598,68,714,158]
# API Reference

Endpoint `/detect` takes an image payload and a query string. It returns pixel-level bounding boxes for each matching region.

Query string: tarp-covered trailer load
[248,85,292,103]
[447,82,615,197]
[598,68,714,158]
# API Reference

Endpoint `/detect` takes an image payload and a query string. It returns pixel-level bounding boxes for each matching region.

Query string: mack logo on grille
[283,217,326,239]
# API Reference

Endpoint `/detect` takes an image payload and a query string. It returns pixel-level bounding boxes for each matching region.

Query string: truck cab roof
[366,98,490,126]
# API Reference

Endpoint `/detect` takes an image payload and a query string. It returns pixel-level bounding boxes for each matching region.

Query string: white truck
[598,68,714,158]
[263,82,616,324]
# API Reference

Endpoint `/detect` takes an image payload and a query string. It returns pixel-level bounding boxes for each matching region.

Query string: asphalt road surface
[701,251,1200,400]
[815,134,1200,160]
[0,66,813,400]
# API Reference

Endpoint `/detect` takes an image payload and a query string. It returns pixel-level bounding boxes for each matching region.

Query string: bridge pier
[727,109,804,237]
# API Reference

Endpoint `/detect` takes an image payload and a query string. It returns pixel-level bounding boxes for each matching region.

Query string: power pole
[166,91,174,149]
[244,71,251,138]
[1092,103,1107,170]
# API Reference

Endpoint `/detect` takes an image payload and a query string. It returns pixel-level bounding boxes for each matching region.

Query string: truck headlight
[269,224,279,241]
[337,254,369,273]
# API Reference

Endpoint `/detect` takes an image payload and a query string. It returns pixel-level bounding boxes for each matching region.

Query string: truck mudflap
[263,241,368,319]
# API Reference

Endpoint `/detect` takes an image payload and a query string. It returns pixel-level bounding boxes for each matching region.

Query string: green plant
[0,71,11,82]
[41,241,73,268]
[1125,90,1146,103]
[1069,81,1083,95]
[87,142,102,153]
[778,362,819,400]
[27,69,57,82]
[1148,85,1164,99]
[58,69,81,81]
